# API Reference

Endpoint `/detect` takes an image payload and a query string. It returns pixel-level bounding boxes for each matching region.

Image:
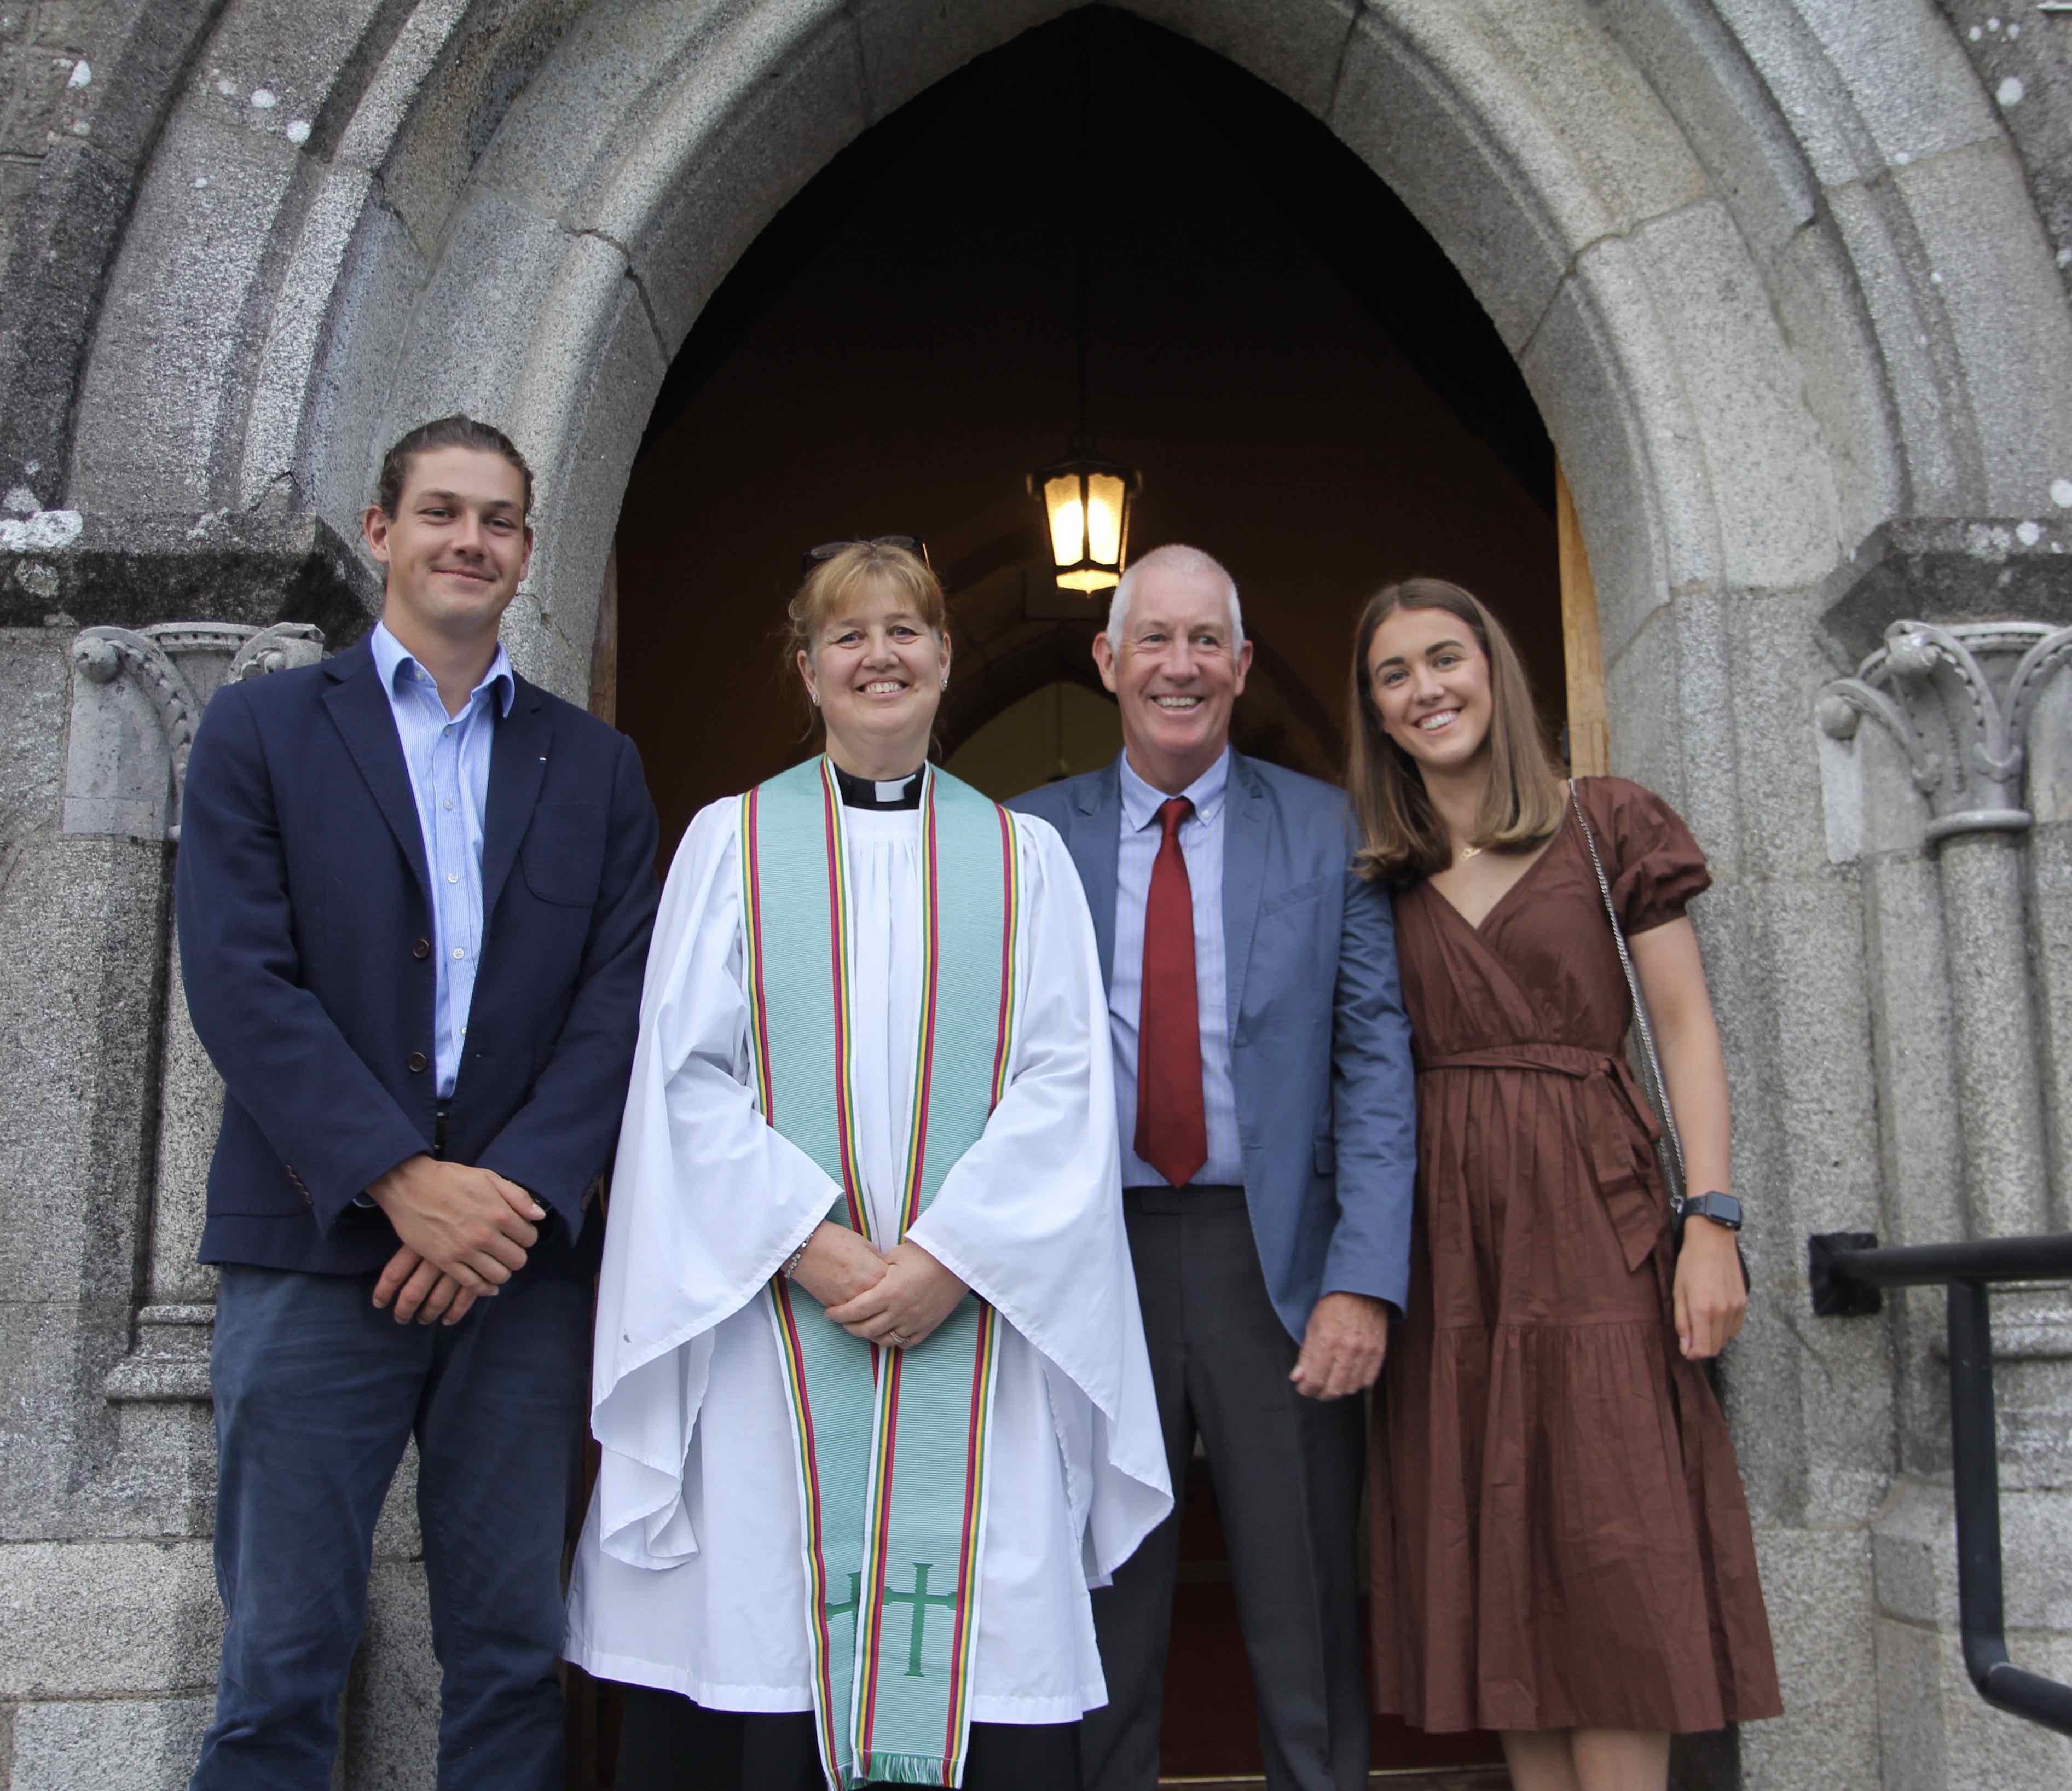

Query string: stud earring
[940,674,949,689]
[808,688,820,708]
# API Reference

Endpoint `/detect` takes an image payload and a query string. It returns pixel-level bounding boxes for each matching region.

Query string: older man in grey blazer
[1009,543,1416,1791]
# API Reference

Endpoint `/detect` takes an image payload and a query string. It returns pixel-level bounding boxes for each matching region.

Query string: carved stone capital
[1817,619,2072,843]
[62,620,324,839]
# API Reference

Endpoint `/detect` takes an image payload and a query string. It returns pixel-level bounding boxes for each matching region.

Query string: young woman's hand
[823,1241,968,1350]
[789,1222,888,1311]
[1673,1219,1747,1358]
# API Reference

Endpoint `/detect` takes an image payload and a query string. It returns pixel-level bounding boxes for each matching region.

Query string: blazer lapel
[1074,758,1125,989]
[481,682,552,923]
[323,641,430,902]
[1220,752,1270,1045]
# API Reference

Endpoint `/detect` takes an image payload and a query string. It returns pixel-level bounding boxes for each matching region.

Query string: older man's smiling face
[1095,561,1252,795]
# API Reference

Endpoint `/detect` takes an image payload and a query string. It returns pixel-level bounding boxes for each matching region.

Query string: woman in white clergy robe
[565,538,1171,1791]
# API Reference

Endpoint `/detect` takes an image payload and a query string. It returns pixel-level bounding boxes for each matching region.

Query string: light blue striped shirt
[1112,747,1244,1188]
[368,622,514,1101]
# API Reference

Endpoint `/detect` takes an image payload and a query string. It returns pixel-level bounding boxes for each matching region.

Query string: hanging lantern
[1029,453,1141,594]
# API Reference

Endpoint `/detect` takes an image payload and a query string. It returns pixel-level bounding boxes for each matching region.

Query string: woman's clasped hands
[789,1221,969,1351]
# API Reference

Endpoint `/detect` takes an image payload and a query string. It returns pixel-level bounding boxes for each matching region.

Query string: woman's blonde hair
[783,540,949,723]
[1346,577,1565,883]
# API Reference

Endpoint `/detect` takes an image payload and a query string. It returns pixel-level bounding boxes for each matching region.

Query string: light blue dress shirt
[368,622,514,1102]
[1111,747,1244,1188]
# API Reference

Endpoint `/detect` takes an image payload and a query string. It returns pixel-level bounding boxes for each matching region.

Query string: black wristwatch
[1682,1192,1743,1232]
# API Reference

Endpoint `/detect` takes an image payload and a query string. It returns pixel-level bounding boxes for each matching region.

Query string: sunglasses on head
[800,535,931,575]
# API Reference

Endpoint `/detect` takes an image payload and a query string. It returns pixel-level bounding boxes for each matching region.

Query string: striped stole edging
[741,758,1020,1788]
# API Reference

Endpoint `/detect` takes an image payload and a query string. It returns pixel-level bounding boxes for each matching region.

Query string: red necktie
[1136,797,1207,1187]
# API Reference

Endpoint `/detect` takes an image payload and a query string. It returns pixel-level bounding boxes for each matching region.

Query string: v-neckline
[1425,814,1569,937]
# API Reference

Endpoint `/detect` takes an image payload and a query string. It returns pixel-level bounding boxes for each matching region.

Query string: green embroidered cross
[881,1562,957,1679]
[825,1570,863,1629]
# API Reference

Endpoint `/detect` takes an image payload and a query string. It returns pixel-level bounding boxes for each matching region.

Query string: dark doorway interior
[600,5,1546,1780]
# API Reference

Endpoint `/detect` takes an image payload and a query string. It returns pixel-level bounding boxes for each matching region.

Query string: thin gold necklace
[1456,842,1483,863]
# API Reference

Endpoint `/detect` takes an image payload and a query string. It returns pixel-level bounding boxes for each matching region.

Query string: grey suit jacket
[1011,751,1416,1339]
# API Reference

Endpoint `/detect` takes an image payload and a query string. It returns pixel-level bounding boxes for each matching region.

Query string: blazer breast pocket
[520,803,606,908]
[1257,870,1334,922]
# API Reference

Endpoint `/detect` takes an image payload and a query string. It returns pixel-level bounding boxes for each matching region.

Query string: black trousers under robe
[613,1687,1081,1790]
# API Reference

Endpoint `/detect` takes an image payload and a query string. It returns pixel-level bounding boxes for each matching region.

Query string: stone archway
[15,5,2072,1786]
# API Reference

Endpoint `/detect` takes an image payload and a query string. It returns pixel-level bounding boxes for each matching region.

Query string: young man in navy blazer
[178,416,659,1789]
[1010,544,1416,1791]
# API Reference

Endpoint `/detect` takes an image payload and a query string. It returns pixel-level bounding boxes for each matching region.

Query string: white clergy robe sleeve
[902,813,1172,1586]
[588,796,840,1570]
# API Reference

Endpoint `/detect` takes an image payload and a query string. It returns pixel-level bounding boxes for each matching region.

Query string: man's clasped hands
[366,1162,966,1351]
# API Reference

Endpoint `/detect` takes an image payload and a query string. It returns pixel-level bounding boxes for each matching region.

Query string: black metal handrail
[1809,1229,2072,1738]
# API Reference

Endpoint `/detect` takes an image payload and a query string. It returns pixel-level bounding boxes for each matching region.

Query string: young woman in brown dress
[1351,579,1781,1791]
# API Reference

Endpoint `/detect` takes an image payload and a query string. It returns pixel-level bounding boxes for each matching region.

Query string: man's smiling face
[365,444,532,644]
[1095,560,1252,793]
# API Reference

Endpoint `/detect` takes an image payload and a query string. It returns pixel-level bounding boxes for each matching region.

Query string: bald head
[1107,543,1243,646]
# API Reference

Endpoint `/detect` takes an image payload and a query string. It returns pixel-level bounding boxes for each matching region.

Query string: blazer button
[412,938,431,960]
[408,1051,429,1074]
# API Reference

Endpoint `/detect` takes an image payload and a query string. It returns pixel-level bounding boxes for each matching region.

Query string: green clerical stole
[741,757,1019,1789]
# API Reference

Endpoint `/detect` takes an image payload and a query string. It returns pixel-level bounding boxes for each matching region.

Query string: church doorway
[595,7,1577,1781]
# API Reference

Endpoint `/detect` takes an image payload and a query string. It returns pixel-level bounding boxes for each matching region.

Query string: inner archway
[607,10,1551,1778]
[611,8,1560,854]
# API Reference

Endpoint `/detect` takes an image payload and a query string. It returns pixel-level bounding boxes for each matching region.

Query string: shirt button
[412,938,431,960]
[442,724,453,736]
[443,799,454,812]
[452,947,466,960]
[446,872,460,885]
[407,1051,429,1074]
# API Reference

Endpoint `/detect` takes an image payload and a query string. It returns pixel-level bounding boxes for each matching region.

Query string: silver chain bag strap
[1567,779,1689,1221]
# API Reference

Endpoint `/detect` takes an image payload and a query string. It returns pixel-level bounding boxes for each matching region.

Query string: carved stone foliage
[63,621,325,841]
[1818,620,2072,843]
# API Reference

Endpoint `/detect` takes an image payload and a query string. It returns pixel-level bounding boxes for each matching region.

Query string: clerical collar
[831,763,925,810]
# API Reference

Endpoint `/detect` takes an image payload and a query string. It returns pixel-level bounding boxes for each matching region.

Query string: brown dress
[1369,777,1781,1735]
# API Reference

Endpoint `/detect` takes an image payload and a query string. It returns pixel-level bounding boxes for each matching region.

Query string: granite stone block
[1711,0,1999,190]
[1518,242,1691,661]
[70,107,304,514]
[1879,141,2072,518]
[9,1693,213,1791]
[1590,0,1817,270]
[503,231,667,699]
[1331,8,1578,357]
[1624,202,1843,595]
[0,630,70,845]
[0,1538,221,1696]
[1740,1520,1882,1791]
[0,832,168,1307]
[1768,222,1907,553]
[626,8,871,359]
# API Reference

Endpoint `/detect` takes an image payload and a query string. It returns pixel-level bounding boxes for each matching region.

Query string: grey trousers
[1084,1186,1369,1791]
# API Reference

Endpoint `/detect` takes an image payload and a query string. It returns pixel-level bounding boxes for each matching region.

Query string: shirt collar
[1118,745,1231,832]
[370,621,516,718]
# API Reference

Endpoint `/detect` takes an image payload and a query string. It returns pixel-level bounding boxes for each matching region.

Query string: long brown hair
[1346,577,1565,883]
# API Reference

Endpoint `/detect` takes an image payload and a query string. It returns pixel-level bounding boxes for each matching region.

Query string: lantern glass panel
[1042,474,1085,569]
[1085,472,1126,566]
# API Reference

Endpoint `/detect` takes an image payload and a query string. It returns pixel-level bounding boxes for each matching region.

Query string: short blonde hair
[1346,577,1565,883]
[784,541,948,715]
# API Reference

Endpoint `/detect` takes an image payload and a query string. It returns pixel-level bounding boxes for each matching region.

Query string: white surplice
[565,794,1172,1723]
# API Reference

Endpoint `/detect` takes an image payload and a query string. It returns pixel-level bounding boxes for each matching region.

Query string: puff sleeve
[1582,776,1711,935]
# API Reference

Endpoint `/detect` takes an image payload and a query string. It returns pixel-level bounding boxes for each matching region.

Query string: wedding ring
[889,1330,908,1347]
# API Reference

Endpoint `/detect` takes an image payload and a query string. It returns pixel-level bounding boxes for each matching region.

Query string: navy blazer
[1011,751,1416,1338]
[176,635,660,1278]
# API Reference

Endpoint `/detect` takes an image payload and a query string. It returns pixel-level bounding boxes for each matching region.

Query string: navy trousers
[192,1263,588,1790]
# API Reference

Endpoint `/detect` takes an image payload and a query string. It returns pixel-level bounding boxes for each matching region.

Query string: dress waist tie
[1414,1041,1666,1272]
